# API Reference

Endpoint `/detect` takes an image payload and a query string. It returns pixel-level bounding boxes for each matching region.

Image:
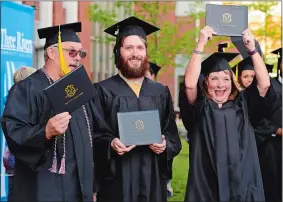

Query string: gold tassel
[235,65,238,81]
[58,25,70,75]
[232,64,242,91]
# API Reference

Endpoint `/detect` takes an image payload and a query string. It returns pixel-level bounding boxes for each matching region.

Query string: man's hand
[45,112,71,140]
[149,135,166,154]
[111,138,135,155]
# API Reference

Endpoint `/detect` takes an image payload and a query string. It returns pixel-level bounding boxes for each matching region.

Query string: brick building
[18,1,281,111]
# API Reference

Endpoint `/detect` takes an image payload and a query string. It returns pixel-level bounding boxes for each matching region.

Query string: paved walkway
[176,118,187,138]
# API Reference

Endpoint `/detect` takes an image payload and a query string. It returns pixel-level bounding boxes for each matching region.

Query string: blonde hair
[202,69,241,100]
[13,67,37,83]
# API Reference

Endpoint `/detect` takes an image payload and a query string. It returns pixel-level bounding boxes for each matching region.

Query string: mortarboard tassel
[58,25,70,75]
[57,26,68,175]
[235,65,238,81]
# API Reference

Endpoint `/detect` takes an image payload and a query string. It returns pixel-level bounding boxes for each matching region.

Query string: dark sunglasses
[53,46,87,59]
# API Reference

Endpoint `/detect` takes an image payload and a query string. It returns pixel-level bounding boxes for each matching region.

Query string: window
[34,20,44,69]
[91,2,133,82]
[174,54,189,111]
[173,53,210,111]
[175,2,207,17]
[175,2,196,16]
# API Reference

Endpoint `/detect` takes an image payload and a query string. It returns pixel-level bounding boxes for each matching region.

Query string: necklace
[41,67,92,174]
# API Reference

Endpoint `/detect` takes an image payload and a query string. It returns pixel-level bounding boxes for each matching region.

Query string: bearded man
[91,16,181,202]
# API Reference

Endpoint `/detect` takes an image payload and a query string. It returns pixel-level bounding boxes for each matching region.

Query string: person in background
[233,38,282,202]
[232,57,255,89]
[265,63,274,74]
[232,40,282,202]
[145,61,174,198]
[2,66,37,201]
[254,48,282,202]
[145,62,161,80]
[13,66,37,83]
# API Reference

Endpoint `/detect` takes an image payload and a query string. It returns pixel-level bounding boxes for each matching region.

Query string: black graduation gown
[179,80,277,201]
[1,70,94,202]
[91,75,182,202]
[254,78,282,202]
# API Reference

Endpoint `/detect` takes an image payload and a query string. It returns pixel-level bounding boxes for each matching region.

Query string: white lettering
[17,32,33,53]
[1,29,16,49]
[1,29,32,53]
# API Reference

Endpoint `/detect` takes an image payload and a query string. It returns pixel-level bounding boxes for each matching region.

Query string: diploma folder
[117,110,163,146]
[205,4,248,36]
[43,65,95,114]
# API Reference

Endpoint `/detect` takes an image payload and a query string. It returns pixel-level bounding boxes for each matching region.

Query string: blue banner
[0,2,34,200]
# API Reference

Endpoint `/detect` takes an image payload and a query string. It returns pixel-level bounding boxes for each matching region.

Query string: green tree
[226,2,281,60]
[248,2,281,67]
[247,2,280,53]
[88,1,219,70]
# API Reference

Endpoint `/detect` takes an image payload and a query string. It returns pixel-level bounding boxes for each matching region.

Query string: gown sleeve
[254,118,279,144]
[254,79,282,144]
[179,81,205,138]
[243,79,277,127]
[91,84,117,181]
[1,80,52,171]
[160,87,182,161]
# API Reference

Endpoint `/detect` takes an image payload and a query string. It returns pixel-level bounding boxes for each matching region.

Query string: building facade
[19,1,282,111]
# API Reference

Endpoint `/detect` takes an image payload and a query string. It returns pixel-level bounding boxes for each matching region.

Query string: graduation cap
[104,16,159,40]
[232,57,254,75]
[38,22,81,49]
[149,62,161,76]
[271,47,282,59]
[265,63,274,73]
[271,47,282,75]
[231,36,263,59]
[201,52,239,76]
[104,16,159,67]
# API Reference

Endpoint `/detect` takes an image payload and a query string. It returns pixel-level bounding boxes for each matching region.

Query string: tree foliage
[88,2,208,68]
[88,1,281,69]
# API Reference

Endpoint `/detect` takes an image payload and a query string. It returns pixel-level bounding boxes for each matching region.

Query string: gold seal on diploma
[65,84,78,98]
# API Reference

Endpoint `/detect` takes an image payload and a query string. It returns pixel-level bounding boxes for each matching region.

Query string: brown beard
[119,55,149,79]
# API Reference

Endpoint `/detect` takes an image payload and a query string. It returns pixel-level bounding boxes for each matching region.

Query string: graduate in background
[232,61,274,89]
[254,48,282,202]
[232,57,255,89]
[265,63,274,74]
[145,61,174,199]
[92,16,181,202]
[179,26,277,201]
[1,22,96,201]
[232,41,282,201]
[145,62,161,80]
[231,37,264,89]
[3,66,36,201]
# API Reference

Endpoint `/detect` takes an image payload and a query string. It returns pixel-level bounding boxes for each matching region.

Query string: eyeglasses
[53,46,87,59]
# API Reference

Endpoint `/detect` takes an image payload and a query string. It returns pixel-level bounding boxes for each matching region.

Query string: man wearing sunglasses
[51,45,87,71]
[1,22,96,202]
